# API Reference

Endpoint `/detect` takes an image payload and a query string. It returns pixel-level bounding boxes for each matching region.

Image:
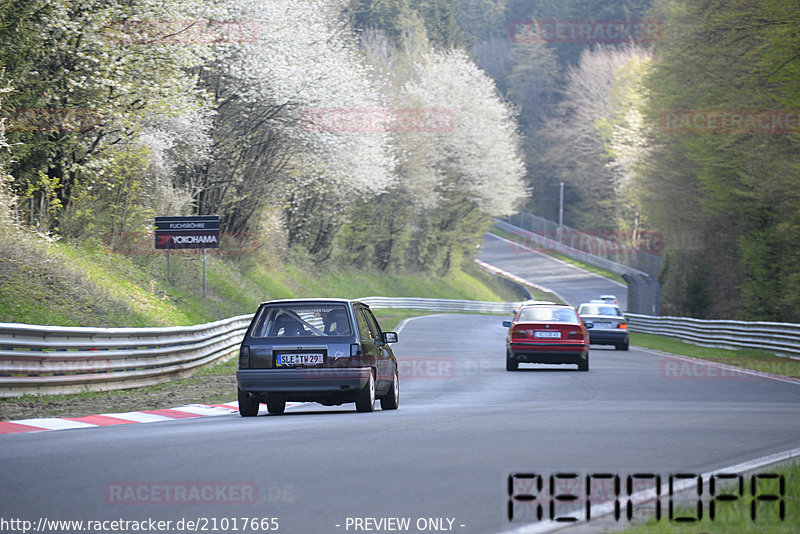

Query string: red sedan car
[503,302,590,371]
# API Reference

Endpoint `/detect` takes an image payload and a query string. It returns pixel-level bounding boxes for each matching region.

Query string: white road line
[99,411,174,423]
[499,445,800,534]
[395,314,445,335]
[476,255,571,304]
[170,404,239,416]
[486,232,628,289]
[11,418,97,430]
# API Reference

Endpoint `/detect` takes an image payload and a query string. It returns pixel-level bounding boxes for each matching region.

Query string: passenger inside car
[272,314,304,336]
[324,309,351,336]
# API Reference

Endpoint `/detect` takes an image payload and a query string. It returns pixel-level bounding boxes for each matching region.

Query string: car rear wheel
[266,397,286,415]
[355,373,375,412]
[578,356,589,371]
[380,370,399,410]
[616,341,629,351]
[506,350,518,371]
[238,387,259,417]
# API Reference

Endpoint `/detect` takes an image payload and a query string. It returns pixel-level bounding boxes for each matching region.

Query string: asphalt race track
[1,238,799,534]
[478,233,627,310]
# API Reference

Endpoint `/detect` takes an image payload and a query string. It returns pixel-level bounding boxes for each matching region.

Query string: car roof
[519,302,571,308]
[578,302,622,309]
[258,298,366,307]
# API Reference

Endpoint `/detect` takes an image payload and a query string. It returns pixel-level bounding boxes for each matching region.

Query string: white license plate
[534,331,561,339]
[594,322,613,329]
[277,353,325,366]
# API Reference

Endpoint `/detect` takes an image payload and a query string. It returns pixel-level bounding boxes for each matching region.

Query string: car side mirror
[383,332,398,344]
[502,321,511,328]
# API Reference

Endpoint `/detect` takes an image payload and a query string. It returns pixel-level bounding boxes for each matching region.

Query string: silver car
[577,302,629,350]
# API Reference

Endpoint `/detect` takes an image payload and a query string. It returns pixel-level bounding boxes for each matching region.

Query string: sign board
[155,215,220,250]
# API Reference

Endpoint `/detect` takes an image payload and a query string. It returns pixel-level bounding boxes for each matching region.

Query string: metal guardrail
[0,298,518,397]
[627,314,800,357]
[359,297,517,314]
[0,315,253,397]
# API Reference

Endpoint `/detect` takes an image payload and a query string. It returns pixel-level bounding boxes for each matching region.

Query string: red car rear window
[517,307,579,323]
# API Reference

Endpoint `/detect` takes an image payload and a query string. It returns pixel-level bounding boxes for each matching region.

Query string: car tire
[616,341,629,351]
[380,370,399,410]
[266,397,286,415]
[506,351,518,371]
[578,356,589,371]
[355,372,375,413]
[238,387,259,417]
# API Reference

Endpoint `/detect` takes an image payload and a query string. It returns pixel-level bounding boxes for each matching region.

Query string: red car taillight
[568,330,586,340]
[510,328,527,338]
[618,323,628,329]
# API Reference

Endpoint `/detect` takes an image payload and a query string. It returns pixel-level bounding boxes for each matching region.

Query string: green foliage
[1,0,212,235]
[641,0,800,319]
[347,0,463,49]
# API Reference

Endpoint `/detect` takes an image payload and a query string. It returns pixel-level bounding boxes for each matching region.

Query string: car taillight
[511,329,527,338]
[618,323,628,329]
[568,330,585,340]
[239,345,250,368]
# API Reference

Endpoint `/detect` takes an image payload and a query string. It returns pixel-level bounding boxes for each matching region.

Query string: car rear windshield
[578,305,623,317]
[517,307,579,323]
[250,303,352,338]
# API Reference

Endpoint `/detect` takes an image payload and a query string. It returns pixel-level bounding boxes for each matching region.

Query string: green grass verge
[630,332,800,379]
[620,461,799,533]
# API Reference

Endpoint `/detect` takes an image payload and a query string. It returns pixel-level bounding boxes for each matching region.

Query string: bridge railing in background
[626,314,800,357]
[500,211,663,278]
[494,216,661,315]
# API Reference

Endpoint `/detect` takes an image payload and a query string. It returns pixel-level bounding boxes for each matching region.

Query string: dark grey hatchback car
[236,299,399,415]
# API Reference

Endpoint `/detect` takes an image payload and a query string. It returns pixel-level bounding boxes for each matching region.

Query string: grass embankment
[620,461,799,533]
[0,231,521,327]
[630,332,800,379]
[0,228,523,420]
